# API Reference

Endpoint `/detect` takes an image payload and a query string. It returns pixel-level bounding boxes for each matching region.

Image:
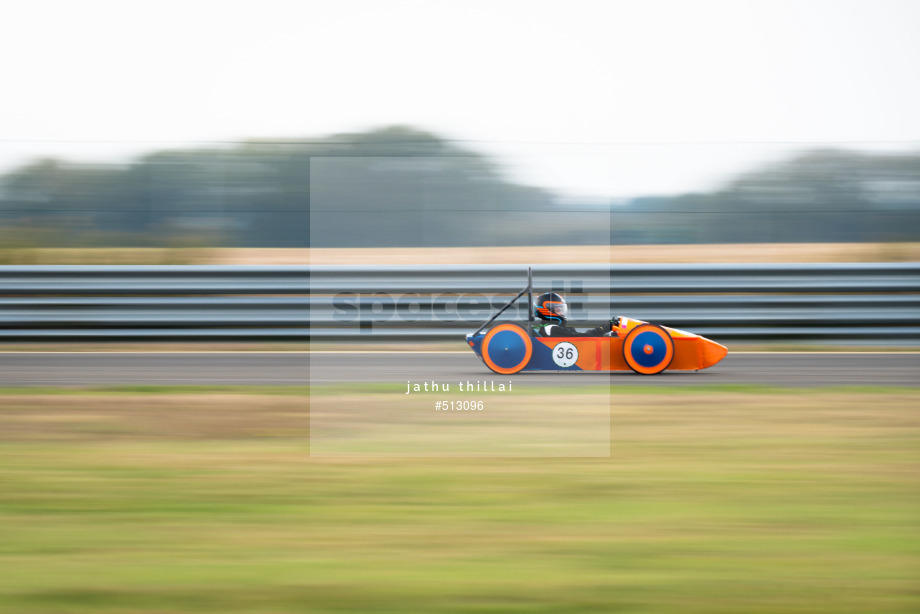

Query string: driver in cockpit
[532,292,619,337]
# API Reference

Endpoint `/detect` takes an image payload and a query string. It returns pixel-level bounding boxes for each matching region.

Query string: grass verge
[0,387,917,613]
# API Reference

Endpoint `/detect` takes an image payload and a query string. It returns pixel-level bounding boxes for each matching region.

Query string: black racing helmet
[533,292,568,323]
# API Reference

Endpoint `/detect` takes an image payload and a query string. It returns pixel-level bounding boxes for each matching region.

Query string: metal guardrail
[1,264,918,342]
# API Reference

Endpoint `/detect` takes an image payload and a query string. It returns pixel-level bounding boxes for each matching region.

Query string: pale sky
[2,0,919,199]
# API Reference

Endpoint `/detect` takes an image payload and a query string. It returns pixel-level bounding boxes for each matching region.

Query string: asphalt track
[0,351,917,388]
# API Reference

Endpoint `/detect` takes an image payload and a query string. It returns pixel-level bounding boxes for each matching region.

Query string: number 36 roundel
[551,341,578,367]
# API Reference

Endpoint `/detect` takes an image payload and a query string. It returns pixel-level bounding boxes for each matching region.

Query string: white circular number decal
[552,342,578,367]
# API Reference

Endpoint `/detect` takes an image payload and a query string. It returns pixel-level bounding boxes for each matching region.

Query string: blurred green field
[0,386,918,613]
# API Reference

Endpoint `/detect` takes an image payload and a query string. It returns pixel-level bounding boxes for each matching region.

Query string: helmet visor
[545,301,567,318]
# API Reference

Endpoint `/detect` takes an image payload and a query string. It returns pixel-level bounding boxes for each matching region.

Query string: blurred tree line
[0,126,918,248]
[616,149,920,244]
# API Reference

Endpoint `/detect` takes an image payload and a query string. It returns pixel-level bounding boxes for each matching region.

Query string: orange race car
[466,268,727,375]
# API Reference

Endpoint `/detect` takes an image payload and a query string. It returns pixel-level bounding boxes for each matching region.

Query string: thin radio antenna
[527,266,533,329]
